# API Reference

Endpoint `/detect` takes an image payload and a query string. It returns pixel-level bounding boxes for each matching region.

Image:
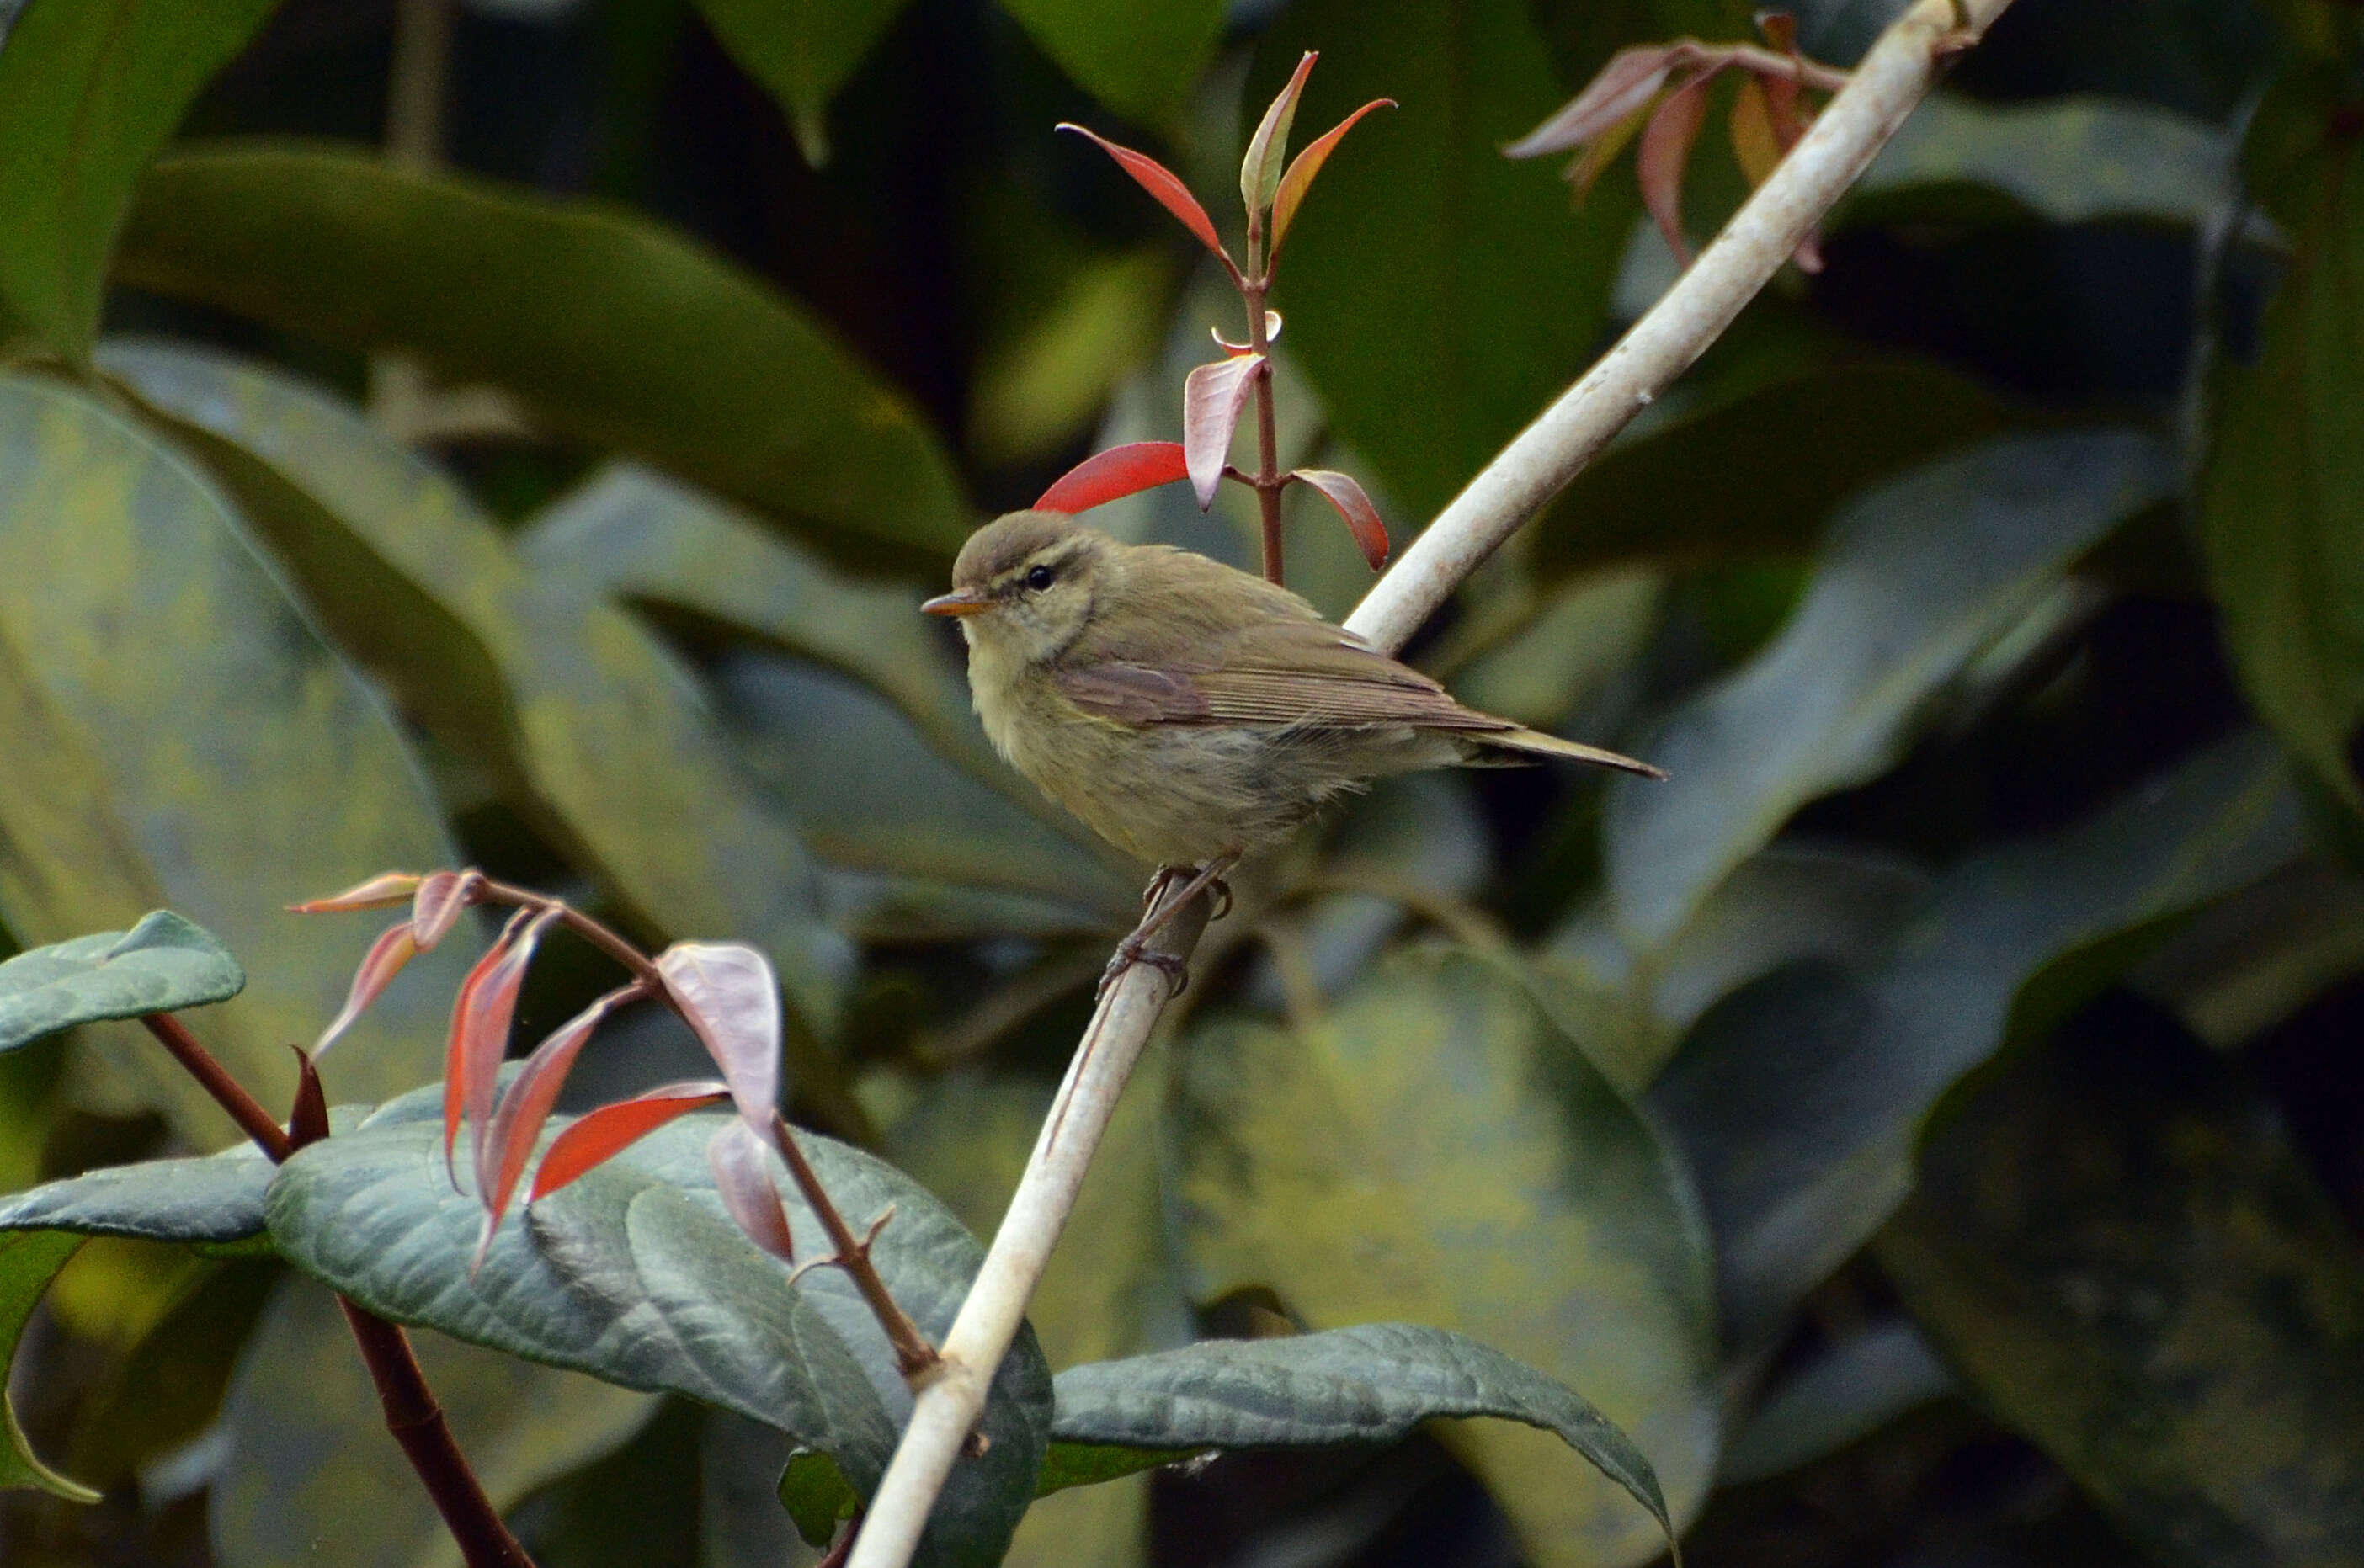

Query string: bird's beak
[921,590,992,618]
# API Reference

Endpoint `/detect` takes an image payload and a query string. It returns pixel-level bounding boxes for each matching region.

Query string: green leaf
[1050,1323,1678,1552]
[1247,0,1633,526]
[999,0,1226,128]
[1178,947,1714,1568]
[0,913,242,1054]
[0,370,466,1144]
[695,0,917,164]
[1717,1322,1951,1484]
[1877,1018,2364,1561]
[114,142,967,566]
[968,248,1170,465]
[1653,732,2305,1343]
[212,1277,662,1568]
[98,341,855,1055]
[1606,430,2175,947]
[264,1106,1054,1568]
[1849,93,2233,231]
[776,1446,859,1549]
[0,1230,98,1500]
[514,465,1133,936]
[1525,361,2018,586]
[2198,72,2364,816]
[0,0,278,359]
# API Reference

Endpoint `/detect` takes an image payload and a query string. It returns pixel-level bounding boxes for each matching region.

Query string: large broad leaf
[0,913,242,1054]
[97,341,853,1060]
[1049,1324,1676,1552]
[1245,0,1635,527]
[113,142,966,566]
[264,1106,1054,1568]
[695,0,916,164]
[1000,0,1227,128]
[515,466,1133,936]
[892,1060,1190,1568]
[0,1230,97,1499]
[2198,72,2364,816]
[213,1277,661,1568]
[1178,947,1714,1568]
[1847,93,2233,231]
[1878,1015,2364,1561]
[0,371,465,1142]
[1524,361,2016,586]
[0,0,279,358]
[1653,732,2305,1343]
[1605,430,2175,947]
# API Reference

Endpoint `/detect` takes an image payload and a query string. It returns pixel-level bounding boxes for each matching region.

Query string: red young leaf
[1183,353,1265,509]
[1637,69,1715,267]
[1756,9,1799,52]
[1035,441,1190,513]
[655,942,780,1134]
[314,921,419,1057]
[286,1045,330,1150]
[1503,47,1674,159]
[1057,124,1232,267]
[1270,99,1394,262]
[1242,50,1318,224]
[409,869,482,950]
[442,907,557,1186]
[471,982,641,1259]
[1291,468,1390,570]
[1761,65,1810,151]
[528,1081,730,1203]
[289,871,423,914]
[708,1119,796,1263]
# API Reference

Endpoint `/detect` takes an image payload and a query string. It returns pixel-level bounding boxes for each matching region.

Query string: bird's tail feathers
[1477,726,1666,779]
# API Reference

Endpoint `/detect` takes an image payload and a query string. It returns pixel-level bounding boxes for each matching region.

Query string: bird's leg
[1098,851,1242,1000]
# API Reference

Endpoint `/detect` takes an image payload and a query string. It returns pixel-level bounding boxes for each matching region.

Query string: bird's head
[922,510,1112,666]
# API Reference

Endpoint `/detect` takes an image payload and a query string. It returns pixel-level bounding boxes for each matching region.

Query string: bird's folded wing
[1056,619,1510,731]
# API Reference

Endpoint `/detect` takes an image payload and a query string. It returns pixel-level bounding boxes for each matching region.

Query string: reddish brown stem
[1243,277,1286,583]
[773,1112,941,1381]
[140,1014,292,1161]
[138,1011,537,1568]
[340,1303,535,1568]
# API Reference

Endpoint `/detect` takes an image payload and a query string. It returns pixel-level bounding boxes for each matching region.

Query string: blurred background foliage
[1,0,2361,1564]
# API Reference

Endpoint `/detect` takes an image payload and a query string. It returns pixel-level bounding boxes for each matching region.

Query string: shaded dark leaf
[114,146,966,566]
[286,1047,329,1151]
[694,0,916,164]
[1051,1323,1677,1555]
[1004,0,1227,128]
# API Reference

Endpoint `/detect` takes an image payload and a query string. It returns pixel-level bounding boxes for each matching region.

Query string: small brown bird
[924,510,1663,984]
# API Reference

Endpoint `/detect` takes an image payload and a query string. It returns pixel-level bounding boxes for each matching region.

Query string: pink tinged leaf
[1183,353,1265,509]
[655,942,781,1134]
[1035,442,1190,513]
[289,871,423,914]
[442,907,558,1188]
[1565,100,1654,198]
[528,1081,730,1203]
[314,921,419,1057]
[1211,311,1283,353]
[1763,67,1811,151]
[1503,48,1673,159]
[471,983,640,1262]
[708,1120,796,1264]
[1270,100,1394,260]
[1242,50,1318,221]
[1291,469,1389,570]
[1056,125,1232,265]
[408,869,482,950]
[1638,70,1715,268]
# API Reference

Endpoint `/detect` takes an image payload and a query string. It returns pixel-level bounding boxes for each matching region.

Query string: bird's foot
[1097,938,1189,1002]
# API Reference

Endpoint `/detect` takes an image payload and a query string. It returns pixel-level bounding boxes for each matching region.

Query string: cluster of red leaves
[1504,12,1845,271]
[293,872,807,1276]
[1030,54,1392,575]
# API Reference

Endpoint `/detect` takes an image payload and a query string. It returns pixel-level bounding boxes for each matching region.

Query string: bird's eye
[1025,564,1056,592]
